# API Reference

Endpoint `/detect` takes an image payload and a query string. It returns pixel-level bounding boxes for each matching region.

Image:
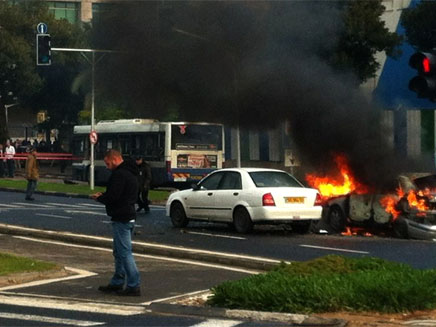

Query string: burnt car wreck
[312,175,436,241]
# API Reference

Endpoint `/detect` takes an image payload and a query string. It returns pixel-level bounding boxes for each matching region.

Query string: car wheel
[291,220,312,234]
[233,207,253,234]
[327,205,346,233]
[170,202,189,228]
[392,216,409,239]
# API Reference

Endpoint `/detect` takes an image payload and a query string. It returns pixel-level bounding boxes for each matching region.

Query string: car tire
[233,207,253,234]
[170,202,189,228]
[327,205,346,233]
[291,220,312,234]
[392,216,409,239]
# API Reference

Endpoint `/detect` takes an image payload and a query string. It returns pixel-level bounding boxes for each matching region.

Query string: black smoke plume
[91,1,429,190]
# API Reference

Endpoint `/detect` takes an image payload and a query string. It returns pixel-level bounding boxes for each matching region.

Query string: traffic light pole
[51,47,115,190]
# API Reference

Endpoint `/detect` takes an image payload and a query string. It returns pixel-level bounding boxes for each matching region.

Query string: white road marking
[142,289,210,305]
[300,244,369,254]
[65,210,107,216]
[184,231,246,240]
[0,266,97,291]
[0,204,20,208]
[13,236,260,274]
[46,202,86,208]
[0,312,104,326]
[191,319,242,327]
[100,221,142,227]
[78,203,105,208]
[35,213,71,219]
[13,202,54,208]
[0,293,145,315]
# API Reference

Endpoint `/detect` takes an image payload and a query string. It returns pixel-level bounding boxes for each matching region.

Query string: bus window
[137,133,164,161]
[72,137,88,159]
[119,135,131,156]
[171,124,222,150]
[95,135,117,160]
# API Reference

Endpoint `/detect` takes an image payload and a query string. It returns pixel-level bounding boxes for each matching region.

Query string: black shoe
[98,284,123,293]
[117,286,141,296]
[25,197,34,201]
[136,207,143,212]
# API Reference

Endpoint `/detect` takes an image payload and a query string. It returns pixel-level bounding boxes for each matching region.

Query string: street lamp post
[51,47,114,190]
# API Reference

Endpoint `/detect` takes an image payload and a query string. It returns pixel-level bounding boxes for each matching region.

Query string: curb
[0,224,281,271]
[148,303,347,326]
[0,187,91,199]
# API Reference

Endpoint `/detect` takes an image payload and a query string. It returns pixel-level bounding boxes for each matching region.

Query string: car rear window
[249,171,303,188]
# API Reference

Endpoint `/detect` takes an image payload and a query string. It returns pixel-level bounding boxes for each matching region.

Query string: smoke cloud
[92,1,430,190]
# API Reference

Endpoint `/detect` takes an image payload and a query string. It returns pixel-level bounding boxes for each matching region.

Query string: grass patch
[208,255,436,314]
[0,252,59,276]
[0,179,170,202]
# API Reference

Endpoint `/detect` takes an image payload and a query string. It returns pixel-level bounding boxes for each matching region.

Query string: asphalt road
[1,190,436,269]
[0,233,294,327]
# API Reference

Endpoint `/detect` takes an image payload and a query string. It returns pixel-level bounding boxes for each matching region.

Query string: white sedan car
[166,168,323,233]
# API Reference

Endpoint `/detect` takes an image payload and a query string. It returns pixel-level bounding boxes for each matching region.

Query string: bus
[72,119,225,187]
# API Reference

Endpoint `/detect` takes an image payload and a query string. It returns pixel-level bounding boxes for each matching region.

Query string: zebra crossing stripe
[0,312,104,326]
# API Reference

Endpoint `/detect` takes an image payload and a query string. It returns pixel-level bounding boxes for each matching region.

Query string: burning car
[306,155,436,240]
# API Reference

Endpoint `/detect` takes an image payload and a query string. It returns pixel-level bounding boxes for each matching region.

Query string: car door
[184,171,224,219]
[213,171,243,222]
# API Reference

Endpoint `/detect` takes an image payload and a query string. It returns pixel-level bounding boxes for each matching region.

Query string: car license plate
[284,197,305,204]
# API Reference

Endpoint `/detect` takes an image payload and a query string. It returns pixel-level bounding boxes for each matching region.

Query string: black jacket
[97,160,139,222]
[137,161,152,190]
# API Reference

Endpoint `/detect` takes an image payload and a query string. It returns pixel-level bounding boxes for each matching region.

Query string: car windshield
[249,171,303,188]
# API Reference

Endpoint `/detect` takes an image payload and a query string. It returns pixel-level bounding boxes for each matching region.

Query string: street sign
[37,22,48,34]
[89,130,98,145]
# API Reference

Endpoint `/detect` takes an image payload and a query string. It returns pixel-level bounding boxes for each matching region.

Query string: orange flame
[379,194,401,220]
[306,154,369,200]
[379,188,429,220]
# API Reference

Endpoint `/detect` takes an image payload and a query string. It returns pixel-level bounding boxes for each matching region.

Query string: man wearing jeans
[91,149,141,296]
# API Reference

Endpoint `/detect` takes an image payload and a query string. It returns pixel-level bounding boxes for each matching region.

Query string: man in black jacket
[135,156,152,213]
[91,149,141,296]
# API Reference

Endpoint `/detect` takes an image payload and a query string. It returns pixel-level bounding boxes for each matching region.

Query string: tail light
[314,193,323,206]
[263,193,276,206]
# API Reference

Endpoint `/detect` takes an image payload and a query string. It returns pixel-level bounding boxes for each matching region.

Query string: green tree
[0,1,88,144]
[331,0,402,83]
[401,1,436,51]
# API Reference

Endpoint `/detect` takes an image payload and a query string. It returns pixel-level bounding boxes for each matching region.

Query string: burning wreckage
[306,155,436,241]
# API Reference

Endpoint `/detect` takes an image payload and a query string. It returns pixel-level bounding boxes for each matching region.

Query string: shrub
[208,255,436,313]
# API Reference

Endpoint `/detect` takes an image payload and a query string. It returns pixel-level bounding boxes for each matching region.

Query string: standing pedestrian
[0,144,4,178]
[5,139,15,178]
[135,156,152,213]
[25,147,39,201]
[91,149,141,296]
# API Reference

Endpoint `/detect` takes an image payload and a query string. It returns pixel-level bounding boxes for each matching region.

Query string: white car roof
[216,168,287,173]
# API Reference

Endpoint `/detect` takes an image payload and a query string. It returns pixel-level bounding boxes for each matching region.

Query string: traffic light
[409,51,436,101]
[36,34,51,66]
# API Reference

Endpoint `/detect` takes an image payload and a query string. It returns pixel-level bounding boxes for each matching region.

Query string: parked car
[166,168,323,233]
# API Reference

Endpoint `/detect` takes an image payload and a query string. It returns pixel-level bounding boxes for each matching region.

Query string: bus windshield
[171,124,222,151]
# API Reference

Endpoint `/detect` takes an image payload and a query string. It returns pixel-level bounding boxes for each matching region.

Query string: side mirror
[192,183,200,191]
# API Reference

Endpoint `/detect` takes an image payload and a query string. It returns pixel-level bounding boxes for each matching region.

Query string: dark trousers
[0,161,4,177]
[6,160,14,177]
[137,186,150,211]
[26,179,37,199]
